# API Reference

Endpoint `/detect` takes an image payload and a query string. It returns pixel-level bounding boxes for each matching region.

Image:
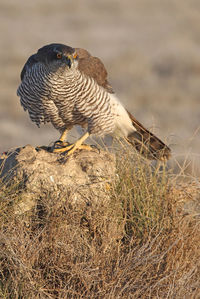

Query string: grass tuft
[0,149,199,298]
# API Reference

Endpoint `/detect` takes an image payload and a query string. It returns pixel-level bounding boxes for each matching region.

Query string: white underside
[75,94,136,139]
[109,94,136,137]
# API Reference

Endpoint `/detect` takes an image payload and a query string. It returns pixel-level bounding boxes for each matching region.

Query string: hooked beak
[66,55,72,68]
[65,53,78,68]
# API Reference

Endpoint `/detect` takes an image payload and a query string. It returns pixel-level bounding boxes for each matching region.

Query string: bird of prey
[17,43,171,160]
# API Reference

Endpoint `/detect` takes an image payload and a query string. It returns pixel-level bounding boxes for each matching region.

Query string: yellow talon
[52,132,96,155]
[53,143,95,155]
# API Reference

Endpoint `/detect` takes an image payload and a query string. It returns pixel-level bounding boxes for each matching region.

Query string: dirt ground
[0,0,200,175]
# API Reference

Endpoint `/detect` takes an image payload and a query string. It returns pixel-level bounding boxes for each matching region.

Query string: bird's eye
[57,53,62,59]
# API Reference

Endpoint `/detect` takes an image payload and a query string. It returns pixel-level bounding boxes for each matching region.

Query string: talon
[52,144,96,155]
[66,144,96,155]
[52,143,74,154]
[50,132,95,156]
[53,140,71,150]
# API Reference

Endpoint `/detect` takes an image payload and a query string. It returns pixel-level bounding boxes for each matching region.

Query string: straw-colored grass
[0,149,199,298]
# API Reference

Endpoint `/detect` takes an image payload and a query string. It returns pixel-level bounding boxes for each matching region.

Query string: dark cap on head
[36,43,74,63]
[37,43,75,57]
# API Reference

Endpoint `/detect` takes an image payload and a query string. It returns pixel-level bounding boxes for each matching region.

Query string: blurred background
[0,0,200,175]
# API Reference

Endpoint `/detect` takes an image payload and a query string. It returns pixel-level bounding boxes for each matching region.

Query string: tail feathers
[126,110,171,161]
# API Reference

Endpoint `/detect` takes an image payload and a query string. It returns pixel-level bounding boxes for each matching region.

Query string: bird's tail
[126,110,171,160]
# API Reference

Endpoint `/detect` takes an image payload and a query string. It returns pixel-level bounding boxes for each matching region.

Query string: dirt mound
[0,145,115,214]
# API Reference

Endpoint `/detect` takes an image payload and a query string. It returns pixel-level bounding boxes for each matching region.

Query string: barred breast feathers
[17,62,116,135]
[17,63,52,126]
[48,68,131,136]
[71,70,115,135]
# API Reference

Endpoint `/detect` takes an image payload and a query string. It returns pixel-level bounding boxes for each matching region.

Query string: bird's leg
[36,129,71,152]
[53,132,95,155]
[59,129,68,143]
[53,129,71,150]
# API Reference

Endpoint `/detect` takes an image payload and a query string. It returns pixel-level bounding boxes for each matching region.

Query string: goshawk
[17,43,171,160]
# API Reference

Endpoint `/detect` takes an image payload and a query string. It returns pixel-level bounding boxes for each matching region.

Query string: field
[0,0,200,174]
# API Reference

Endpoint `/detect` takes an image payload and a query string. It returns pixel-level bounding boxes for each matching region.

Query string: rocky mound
[0,145,115,215]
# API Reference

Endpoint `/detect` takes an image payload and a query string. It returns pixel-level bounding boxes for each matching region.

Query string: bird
[17,43,171,160]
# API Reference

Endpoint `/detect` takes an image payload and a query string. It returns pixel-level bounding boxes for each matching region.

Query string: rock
[0,145,116,214]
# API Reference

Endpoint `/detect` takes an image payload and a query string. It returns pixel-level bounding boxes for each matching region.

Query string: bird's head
[36,43,78,72]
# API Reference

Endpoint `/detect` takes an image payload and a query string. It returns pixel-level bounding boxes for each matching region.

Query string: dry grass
[0,150,199,298]
[0,0,200,175]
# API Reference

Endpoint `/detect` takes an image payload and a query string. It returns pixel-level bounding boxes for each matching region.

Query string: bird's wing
[20,54,38,81]
[75,48,114,94]
[18,54,52,126]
